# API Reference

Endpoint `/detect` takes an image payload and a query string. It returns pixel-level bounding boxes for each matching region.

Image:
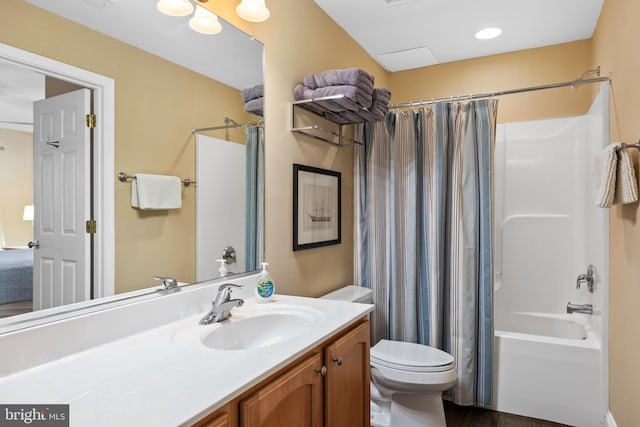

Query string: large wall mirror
[0,0,264,328]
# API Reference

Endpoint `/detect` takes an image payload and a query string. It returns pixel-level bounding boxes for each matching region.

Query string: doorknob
[44,137,60,148]
[27,240,40,249]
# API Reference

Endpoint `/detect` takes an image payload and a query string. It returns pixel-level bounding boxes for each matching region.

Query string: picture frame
[293,164,341,251]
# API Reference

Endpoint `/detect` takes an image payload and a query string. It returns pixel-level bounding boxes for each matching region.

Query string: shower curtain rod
[389,67,612,110]
[192,116,264,134]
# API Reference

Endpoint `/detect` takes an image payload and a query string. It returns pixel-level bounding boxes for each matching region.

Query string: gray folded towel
[293,84,373,110]
[241,84,264,103]
[324,110,366,124]
[244,97,264,116]
[369,99,389,117]
[372,88,391,103]
[324,108,386,124]
[304,68,374,92]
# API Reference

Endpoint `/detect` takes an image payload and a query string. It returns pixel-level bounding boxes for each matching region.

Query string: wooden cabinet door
[193,402,236,427]
[324,321,371,427]
[240,352,324,427]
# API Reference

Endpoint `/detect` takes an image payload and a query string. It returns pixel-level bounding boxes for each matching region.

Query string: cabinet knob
[316,366,327,376]
[332,356,343,366]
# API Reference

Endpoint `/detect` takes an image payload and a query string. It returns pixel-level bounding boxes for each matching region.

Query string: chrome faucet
[154,276,178,290]
[566,302,593,315]
[199,283,244,325]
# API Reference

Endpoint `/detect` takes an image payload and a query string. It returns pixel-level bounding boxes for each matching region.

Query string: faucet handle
[154,276,178,289]
[576,264,596,293]
[214,283,243,304]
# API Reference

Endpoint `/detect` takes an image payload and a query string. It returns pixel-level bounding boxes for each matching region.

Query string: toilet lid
[370,339,454,373]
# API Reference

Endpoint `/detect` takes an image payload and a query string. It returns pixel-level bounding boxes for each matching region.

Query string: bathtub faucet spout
[566,302,593,315]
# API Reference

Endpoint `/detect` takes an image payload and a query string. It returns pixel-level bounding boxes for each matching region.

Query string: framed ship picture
[293,164,341,251]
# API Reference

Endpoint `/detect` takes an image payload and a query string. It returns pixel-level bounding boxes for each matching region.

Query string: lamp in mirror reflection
[189,5,223,34]
[157,0,270,32]
[22,205,34,222]
[236,0,270,22]
[157,0,194,17]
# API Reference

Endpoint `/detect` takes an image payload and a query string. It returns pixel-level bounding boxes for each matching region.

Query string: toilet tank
[321,285,373,304]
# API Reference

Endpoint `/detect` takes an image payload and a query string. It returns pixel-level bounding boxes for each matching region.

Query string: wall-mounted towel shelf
[117,172,196,187]
[291,95,369,147]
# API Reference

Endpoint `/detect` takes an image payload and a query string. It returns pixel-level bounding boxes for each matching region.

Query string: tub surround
[492,84,609,426]
[0,274,374,426]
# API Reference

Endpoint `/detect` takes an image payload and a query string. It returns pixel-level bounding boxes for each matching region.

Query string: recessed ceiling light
[475,27,502,40]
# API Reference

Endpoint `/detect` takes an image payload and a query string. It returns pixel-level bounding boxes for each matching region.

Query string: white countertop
[0,285,373,427]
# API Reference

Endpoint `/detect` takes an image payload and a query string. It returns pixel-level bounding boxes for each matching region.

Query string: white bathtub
[496,311,588,340]
[494,312,604,426]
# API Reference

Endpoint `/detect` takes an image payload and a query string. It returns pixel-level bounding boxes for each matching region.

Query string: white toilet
[321,286,457,427]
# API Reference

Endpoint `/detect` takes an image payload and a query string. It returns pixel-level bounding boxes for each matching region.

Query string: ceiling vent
[376,46,438,72]
[383,0,421,7]
[80,0,119,10]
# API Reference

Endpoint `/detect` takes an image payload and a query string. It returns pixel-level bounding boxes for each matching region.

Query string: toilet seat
[371,339,454,373]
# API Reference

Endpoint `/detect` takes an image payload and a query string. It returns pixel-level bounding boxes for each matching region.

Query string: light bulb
[236,0,270,22]
[189,5,222,35]
[157,0,194,17]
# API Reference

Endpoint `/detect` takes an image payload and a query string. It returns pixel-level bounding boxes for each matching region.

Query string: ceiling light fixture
[158,0,270,35]
[475,27,502,40]
[189,5,222,34]
[236,0,270,22]
[157,0,194,17]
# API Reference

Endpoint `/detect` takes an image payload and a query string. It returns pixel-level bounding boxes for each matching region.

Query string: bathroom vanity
[0,274,373,427]
[195,320,370,427]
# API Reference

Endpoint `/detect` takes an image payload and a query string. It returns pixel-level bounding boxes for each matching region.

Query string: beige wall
[592,0,640,424]
[204,0,389,297]
[390,40,593,123]
[1,0,249,293]
[0,129,33,247]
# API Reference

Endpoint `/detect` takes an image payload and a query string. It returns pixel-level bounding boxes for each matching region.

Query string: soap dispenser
[255,262,275,302]
[216,259,228,277]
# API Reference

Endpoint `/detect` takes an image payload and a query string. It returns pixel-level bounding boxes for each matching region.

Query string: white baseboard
[605,411,618,427]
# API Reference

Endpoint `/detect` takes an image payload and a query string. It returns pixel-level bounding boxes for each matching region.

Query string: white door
[32,89,92,310]
[196,135,246,280]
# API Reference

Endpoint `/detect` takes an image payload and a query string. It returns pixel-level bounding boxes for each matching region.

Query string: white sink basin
[202,312,311,350]
[173,303,325,351]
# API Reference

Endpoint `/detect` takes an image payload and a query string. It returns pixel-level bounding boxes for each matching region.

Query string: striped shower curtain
[354,99,498,407]
[246,126,264,271]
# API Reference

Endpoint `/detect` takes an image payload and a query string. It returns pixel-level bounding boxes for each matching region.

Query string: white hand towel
[131,173,182,210]
[593,143,619,208]
[612,144,639,205]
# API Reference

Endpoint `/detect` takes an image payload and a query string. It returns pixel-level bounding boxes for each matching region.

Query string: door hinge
[86,220,97,234]
[86,114,96,129]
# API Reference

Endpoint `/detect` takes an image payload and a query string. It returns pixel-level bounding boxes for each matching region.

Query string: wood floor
[444,401,572,427]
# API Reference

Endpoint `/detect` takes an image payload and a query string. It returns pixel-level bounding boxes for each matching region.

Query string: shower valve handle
[576,265,596,293]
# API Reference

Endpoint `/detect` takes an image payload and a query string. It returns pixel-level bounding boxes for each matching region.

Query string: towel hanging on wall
[131,173,182,210]
[593,143,639,208]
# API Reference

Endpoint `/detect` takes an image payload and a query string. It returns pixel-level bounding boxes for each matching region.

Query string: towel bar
[117,172,196,186]
[616,141,640,152]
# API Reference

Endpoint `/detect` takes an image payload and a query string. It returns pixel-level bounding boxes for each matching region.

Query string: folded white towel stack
[131,173,182,210]
[593,143,638,208]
